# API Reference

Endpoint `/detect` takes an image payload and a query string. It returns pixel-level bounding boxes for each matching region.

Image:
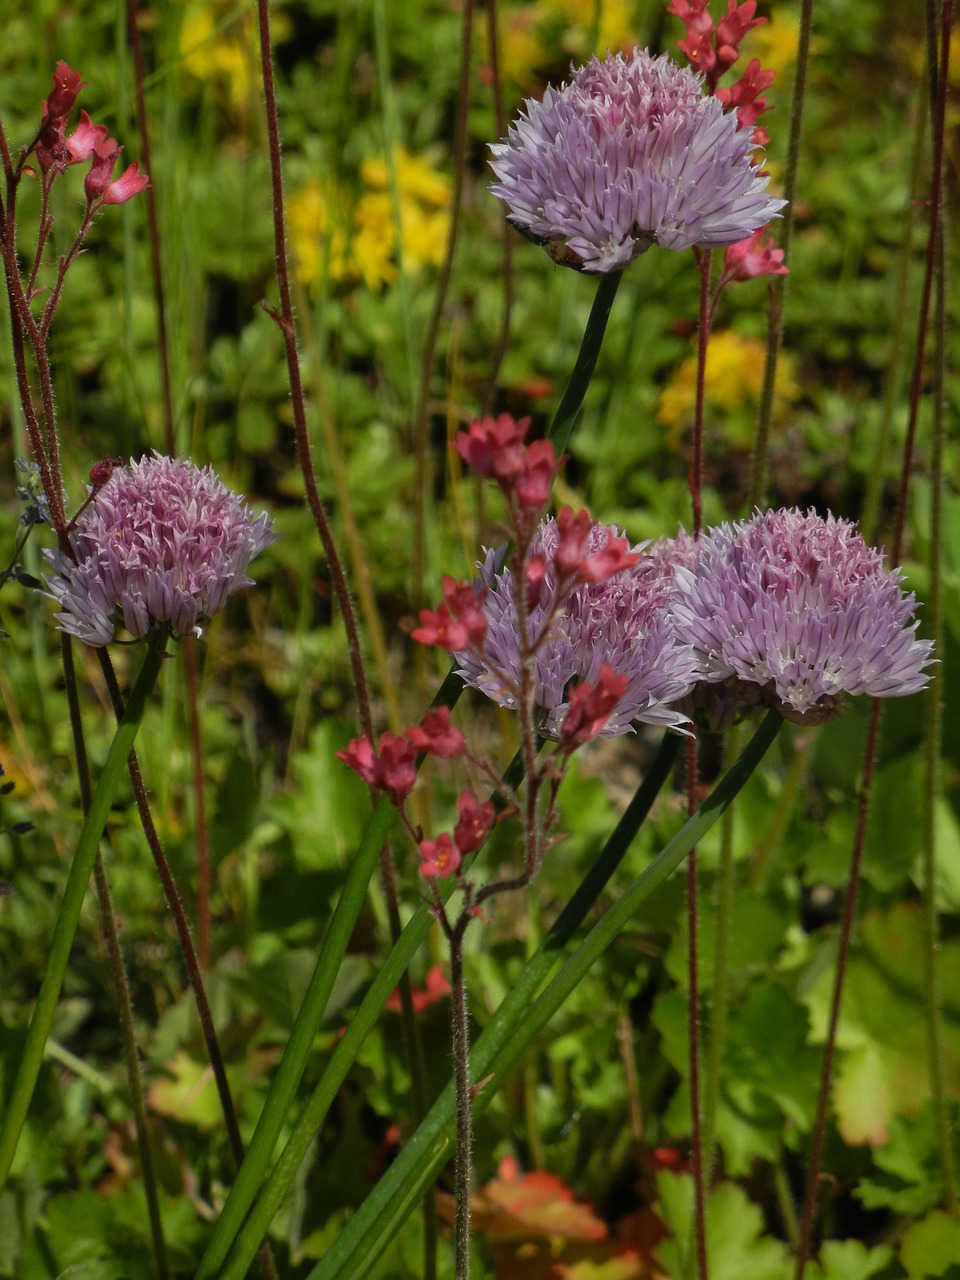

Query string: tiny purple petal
[489,48,785,273]
[44,453,277,647]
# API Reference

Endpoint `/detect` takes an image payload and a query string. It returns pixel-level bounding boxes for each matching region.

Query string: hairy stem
[748,0,815,509]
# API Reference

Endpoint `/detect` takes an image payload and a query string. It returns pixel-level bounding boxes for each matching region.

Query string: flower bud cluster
[337,706,497,883]
[35,60,148,206]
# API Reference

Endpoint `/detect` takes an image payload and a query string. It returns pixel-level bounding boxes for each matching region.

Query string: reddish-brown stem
[480,0,513,415]
[690,250,712,538]
[254,0,373,745]
[794,702,881,1276]
[891,0,951,568]
[411,0,475,610]
[125,0,176,454]
[796,10,951,1271]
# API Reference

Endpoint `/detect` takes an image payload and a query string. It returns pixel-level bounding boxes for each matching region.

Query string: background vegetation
[0,1,958,1277]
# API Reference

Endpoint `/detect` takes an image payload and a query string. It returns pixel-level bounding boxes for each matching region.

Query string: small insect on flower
[44,453,276,647]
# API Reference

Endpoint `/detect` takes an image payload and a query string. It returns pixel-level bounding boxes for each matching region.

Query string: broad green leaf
[654,1174,790,1280]
[900,1210,960,1280]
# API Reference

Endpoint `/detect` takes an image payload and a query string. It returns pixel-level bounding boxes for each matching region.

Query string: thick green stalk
[211,732,681,1280]
[0,634,167,1194]
[302,713,782,1280]
[193,791,398,1280]
[547,270,623,456]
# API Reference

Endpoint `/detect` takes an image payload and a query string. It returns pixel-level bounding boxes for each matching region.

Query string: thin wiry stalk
[480,0,514,416]
[794,702,881,1277]
[795,6,953,1269]
[125,0,176,454]
[748,0,815,510]
[411,0,476,611]
[254,11,434,1275]
[254,0,374,745]
[690,249,712,538]
[920,0,956,1215]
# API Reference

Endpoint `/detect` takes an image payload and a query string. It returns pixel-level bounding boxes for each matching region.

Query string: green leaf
[808,1238,893,1280]
[654,1174,790,1280]
[900,1210,960,1280]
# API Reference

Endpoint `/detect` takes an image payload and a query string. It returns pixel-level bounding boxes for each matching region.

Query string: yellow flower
[179,4,258,119]
[288,148,452,293]
[740,10,802,81]
[545,0,637,59]
[657,331,800,449]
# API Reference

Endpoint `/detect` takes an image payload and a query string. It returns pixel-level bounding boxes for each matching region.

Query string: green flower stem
[701,723,741,1176]
[302,713,781,1280]
[193,790,399,1280]
[548,270,623,456]
[0,633,167,1195]
[214,731,681,1280]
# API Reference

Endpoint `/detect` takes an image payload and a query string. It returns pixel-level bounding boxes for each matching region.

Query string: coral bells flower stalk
[671,508,935,723]
[43,454,276,647]
[489,47,785,273]
[455,515,700,737]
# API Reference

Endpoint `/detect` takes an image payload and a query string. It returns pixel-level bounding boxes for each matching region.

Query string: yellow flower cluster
[481,0,637,89]
[179,4,259,119]
[288,148,452,293]
[657,330,800,448]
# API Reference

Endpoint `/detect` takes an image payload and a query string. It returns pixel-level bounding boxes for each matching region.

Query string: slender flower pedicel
[489,47,785,273]
[455,515,700,736]
[671,508,935,722]
[44,454,276,646]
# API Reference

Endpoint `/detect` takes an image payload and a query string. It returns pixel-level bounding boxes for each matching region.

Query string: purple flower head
[44,454,276,647]
[455,516,700,737]
[489,48,785,274]
[672,508,935,723]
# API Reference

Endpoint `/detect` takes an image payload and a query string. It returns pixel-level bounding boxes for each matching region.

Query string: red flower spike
[454,414,530,482]
[559,666,629,749]
[336,736,382,789]
[722,227,788,282]
[378,733,417,803]
[45,61,85,120]
[716,0,765,52]
[406,707,465,758]
[554,507,594,575]
[84,136,121,202]
[386,964,451,1013]
[419,832,462,879]
[580,530,639,584]
[516,438,561,511]
[101,161,149,206]
[453,791,495,854]
[89,456,123,491]
[411,604,467,651]
[66,110,108,164]
[525,553,548,610]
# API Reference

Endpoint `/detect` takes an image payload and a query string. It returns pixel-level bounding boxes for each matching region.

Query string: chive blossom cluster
[489,47,785,273]
[44,454,276,647]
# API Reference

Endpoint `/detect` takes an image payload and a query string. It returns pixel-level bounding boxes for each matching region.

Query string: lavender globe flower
[44,454,276,647]
[489,48,785,273]
[671,509,934,723]
[455,516,700,737]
